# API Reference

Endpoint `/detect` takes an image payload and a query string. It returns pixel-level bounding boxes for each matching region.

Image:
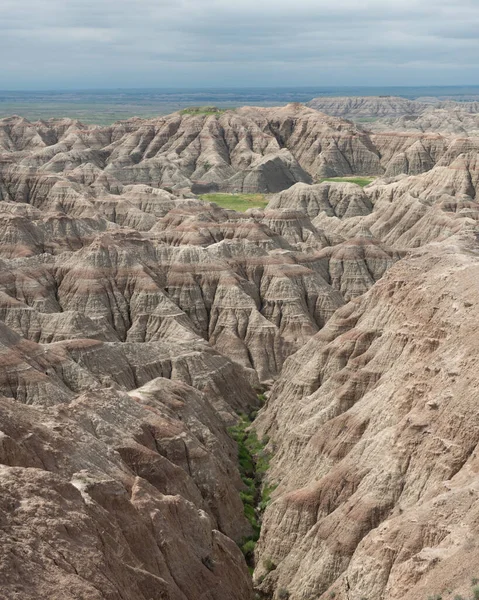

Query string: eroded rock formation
[1,103,479,599]
[254,233,479,600]
[5,104,479,194]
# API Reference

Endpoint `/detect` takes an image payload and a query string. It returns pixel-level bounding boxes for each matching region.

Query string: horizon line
[1,84,479,93]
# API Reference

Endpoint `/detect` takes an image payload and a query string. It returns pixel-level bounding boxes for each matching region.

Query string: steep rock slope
[268,182,373,219]
[0,331,255,599]
[254,232,479,600]
[0,226,344,384]
[269,157,479,251]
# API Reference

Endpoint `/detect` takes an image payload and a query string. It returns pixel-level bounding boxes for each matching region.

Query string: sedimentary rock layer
[254,233,479,600]
[306,95,479,119]
[1,101,479,600]
[4,104,479,192]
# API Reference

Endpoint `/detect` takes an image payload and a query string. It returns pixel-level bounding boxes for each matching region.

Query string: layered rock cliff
[306,95,479,120]
[306,95,479,136]
[306,96,429,118]
[4,104,479,194]
[254,232,479,600]
[1,104,479,600]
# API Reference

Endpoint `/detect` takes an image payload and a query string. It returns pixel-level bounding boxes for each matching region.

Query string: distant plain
[2,86,479,124]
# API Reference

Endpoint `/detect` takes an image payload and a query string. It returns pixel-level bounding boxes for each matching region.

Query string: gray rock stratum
[369,108,479,136]
[306,95,479,136]
[1,104,479,599]
[306,95,479,119]
[306,96,429,118]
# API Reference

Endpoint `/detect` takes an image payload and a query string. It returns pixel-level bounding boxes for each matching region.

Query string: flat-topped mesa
[306,95,479,120]
[306,96,429,118]
[307,95,479,137]
[369,108,479,136]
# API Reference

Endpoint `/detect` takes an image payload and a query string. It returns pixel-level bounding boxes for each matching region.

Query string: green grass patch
[199,193,268,212]
[228,401,274,567]
[259,483,278,512]
[319,176,375,187]
[179,105,229,117]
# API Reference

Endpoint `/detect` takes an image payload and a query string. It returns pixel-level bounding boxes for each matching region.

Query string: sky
[1,0,479,89]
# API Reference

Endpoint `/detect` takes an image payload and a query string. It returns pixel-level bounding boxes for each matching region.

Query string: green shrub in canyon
[228,396,276,567]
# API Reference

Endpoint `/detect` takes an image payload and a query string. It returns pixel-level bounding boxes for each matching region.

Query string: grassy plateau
[179,106,229,117]
[199,193,269,212]
[319,176,376,187]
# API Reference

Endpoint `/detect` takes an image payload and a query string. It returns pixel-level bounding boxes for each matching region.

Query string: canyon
[1,101,479,600]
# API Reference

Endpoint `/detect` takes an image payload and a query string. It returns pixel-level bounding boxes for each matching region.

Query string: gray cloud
[1,0,479,88]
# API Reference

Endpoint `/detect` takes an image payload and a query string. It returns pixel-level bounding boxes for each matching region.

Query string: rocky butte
[0,100,479,600]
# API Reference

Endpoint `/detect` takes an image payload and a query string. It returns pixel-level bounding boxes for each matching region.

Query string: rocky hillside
[306,95,479,118]
[1,106,479,599]
[307,95,479,136]
[254,234,479,600]
[306,96,429,118]
[4,105,479,191]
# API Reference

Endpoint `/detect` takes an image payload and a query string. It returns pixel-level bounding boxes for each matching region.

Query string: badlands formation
[0,101,479,600]
[307,95,479,135]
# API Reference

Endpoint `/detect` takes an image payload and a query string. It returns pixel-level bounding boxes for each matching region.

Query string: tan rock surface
[254,232,479,600]
[0,379,254,599]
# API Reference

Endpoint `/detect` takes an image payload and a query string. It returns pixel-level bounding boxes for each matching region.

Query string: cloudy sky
[2,0,479,89]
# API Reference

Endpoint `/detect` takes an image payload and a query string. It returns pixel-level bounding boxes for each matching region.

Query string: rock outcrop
[0,371,255,600]
[268,182,373,219]
[370,108,479,136]
[306,96,428,118]
[307,95,479,137]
